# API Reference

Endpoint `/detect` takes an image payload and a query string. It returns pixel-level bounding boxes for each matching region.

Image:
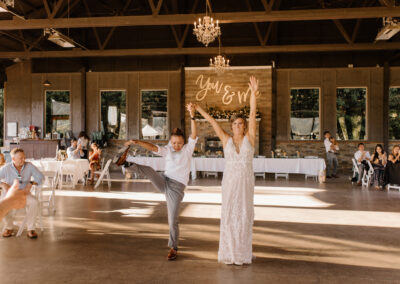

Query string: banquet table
[30,158,90,186]
[126,156,326,180]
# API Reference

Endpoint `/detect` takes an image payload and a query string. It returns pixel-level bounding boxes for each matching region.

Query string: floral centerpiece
[194,106,261,120]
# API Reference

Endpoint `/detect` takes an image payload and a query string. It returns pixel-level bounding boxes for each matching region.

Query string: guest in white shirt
[324,131,339,178]
[354,143,371,186]
[67,138,84,160]
[124,103,198,261]
[78,131,90,159]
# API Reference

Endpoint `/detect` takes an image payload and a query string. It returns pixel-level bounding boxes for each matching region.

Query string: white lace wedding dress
[218,135,255,265]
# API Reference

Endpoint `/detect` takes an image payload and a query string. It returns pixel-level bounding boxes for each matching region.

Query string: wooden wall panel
[184,67,273,155]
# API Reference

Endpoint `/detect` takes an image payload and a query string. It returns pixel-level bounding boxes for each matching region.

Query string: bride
[193,76,258,265]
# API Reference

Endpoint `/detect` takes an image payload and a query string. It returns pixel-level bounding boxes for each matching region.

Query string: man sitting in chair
[67,138,84,160]
[0,148,44,239]
[354,143,371,186]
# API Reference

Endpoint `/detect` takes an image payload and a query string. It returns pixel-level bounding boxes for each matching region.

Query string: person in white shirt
[67,138,84,160]
[354,143,371,186]
[324,131,339,178]
[124,103,198,261]
[78,131,90,159]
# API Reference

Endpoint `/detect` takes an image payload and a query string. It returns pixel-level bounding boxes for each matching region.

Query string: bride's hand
[248,76,258,94]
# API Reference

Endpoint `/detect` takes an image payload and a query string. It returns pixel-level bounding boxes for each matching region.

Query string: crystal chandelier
[193,0,221,47]
[209,36,229,74]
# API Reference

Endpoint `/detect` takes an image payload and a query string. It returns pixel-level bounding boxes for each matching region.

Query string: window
[336,88,366,140]
[0,88,3,145]
[45,90,71,137]
[290,88,320,140]
[100,90,127,140]
[141,90,168,140]
[389,87,400,140]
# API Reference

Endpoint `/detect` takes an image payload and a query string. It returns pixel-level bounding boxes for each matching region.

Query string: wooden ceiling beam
[1,7,400,30]
[1,43,400,58]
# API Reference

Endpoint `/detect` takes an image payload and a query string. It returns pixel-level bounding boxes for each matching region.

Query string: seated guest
[370,144,387,190]
[388,145,400,164]
[0,148,44,239]
[0,153,5,167]
[385,145,400,186]
[67,138,84,160]
[88,143,102,185]
[354,143,371,186]
[78,131,90,159]
[0,180,28,221]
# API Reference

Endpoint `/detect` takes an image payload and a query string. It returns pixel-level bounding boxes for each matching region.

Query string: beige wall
[184,67,273,155]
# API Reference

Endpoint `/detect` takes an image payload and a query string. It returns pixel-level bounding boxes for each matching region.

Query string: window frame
[389,86,400,141]
[99,89,128,141]
[335,86,368,141]
[289,87,321,141]
[44,89,72,137]
[140,89,169,140]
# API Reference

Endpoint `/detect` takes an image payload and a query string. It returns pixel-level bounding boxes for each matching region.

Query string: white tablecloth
[31,159,90,185]
[126,156,326,180]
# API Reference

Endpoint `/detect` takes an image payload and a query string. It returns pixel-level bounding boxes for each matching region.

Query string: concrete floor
[1,174,400,284]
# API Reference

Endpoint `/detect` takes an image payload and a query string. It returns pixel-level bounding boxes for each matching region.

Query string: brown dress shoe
[27,230,38,239]
[2,229,13,238]
[167,248,177,261]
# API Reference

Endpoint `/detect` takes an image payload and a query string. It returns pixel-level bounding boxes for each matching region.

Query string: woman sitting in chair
[88,143,102,185]
[371,144,387,190]
[385,145,400,186]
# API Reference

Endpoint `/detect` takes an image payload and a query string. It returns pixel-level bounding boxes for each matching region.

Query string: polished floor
[1,174,400,284]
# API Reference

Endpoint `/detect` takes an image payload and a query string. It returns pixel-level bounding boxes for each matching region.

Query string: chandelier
[193,0,221,47]
[209,36,229,74]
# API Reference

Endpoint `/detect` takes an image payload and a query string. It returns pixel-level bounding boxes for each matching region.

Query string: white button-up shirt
[354,150,371,165]
[154,137,198,186]
[324,138,332,153]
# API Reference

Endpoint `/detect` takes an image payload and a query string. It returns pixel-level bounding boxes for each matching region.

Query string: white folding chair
[39,171,57,216]
[94,159,112,189]
[387,184,400,191]
[254,172,266,179]
[362,160,374,187]
[59,160,76,189]
[275,173,289,180]
[352,158,360,182]
[1,185,42,236]
[204,171,218,178]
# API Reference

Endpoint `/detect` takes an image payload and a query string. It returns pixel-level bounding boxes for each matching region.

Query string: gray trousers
[326,152,338,176]
[357,163,367,183]
[129,163,185,248]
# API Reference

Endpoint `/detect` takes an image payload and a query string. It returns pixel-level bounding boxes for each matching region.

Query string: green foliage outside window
[389,87,400,140]
[336,88,366,140]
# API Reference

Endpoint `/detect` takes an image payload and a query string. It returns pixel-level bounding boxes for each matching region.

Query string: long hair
[392,144,400,156]
[373,144,385,162]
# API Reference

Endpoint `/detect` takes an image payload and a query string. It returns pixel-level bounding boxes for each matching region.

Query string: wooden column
[383,62,390,153]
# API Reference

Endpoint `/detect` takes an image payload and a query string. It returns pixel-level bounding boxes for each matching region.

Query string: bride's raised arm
[194,104,230,147]
[247,76,258,147]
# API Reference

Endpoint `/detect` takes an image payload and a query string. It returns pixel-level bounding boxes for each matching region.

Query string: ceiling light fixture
[376,17,400,41]
[193,0,221,47]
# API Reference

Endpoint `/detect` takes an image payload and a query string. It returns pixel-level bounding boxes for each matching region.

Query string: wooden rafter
[333,20,352,44]
[83,0,102,50]
[148,0,164,16]
[101,0,133,50]
[378,0,395,7]
[1,42,400,58]
[1,7,400,30]
[167,0,199,48]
